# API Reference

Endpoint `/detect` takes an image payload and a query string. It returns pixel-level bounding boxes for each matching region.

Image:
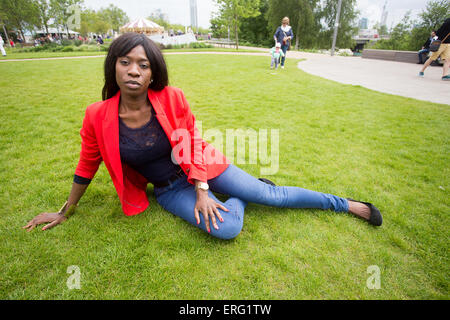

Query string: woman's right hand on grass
[22,183,88,233]
[22,212,67,232]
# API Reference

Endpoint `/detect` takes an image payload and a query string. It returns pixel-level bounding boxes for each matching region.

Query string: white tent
[150,33,197,46]
[120,18,164,35]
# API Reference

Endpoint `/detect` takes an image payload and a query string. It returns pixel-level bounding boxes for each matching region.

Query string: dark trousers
[418,49,430,64]
[280,44,289,66]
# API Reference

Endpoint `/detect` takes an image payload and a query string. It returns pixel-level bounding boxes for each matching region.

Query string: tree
[410,0,450,50]
[210,13,229,39]
[317,0,358,49]
[91,19,110,35]
[373,22,388,36]
[295,0,320,49]
[239,0,271,46]
[50,0,83,36]
[0,10,10,45]
[267,0,320,50]
[418,0,450,30]
[78,7,125,36]
[372,0,449,52]
[388,12,413,51]
[215,0,261,49]
[78,8,96,36]
[371,12,414,51]
[36,0,51,34]
[98,4,128,33]
[0,0,41,42]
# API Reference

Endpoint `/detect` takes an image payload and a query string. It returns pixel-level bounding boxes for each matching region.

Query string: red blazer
[74,86,230,216]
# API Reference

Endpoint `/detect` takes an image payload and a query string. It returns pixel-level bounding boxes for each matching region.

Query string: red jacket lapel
[148,89,174,136]
[102,91,124,196]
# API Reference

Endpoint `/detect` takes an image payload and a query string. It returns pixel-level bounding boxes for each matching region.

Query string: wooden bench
[362,49,419,63]
[362,48,444,65]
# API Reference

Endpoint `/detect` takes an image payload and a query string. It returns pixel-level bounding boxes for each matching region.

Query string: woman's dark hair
[102,32,168,100]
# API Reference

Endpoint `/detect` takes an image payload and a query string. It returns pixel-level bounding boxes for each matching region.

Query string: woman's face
[115,45,152,96]
[282,18,289,26]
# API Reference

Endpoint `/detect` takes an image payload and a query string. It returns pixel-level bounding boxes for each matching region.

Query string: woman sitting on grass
[23,33,382,239]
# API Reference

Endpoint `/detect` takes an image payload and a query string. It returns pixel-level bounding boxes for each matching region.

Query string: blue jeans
[418,48,429,63]
[154,164,349,240]
[280,44,289,66]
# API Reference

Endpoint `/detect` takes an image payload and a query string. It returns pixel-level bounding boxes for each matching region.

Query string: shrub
[31,46,45,52]
[61,39,72,46]
[190,42,213,49]
[239,41,253,47]
[50,46,64,52]
[61,46,74,52]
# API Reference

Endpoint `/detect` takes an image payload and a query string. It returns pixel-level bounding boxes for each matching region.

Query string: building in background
[359,18,368,30]
[190,0,198,33]
[380,0,388,28]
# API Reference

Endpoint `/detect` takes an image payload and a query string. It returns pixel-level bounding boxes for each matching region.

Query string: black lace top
[73,106,180,185]
[118,106,180,184]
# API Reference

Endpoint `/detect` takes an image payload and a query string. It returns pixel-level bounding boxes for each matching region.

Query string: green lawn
[0,49,107,60]
[0,47,261,60]
[0,54,448,299]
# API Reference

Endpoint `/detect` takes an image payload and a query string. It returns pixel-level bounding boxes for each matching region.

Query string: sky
[82,0,430,29]
[356,0,429,29]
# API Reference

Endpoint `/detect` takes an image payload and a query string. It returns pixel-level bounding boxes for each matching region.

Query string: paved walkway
[2,47,448,105]
[238,46,449,105]
[294,52,449,105]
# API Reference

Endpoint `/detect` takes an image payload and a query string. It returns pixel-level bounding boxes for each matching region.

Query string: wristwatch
[196,182,209,191]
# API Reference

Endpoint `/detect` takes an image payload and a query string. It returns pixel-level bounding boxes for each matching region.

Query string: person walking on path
[0,35,6,57]
[273,17,294,69]
[417,31,437,64]
[419,18,450,81]
[22,33,382,240]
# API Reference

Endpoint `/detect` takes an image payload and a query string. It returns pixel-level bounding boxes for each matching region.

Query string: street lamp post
[331,0,343,56]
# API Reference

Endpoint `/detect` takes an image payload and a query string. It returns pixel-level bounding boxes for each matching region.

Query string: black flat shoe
[258,178,276,186]
[347,198,383,226]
